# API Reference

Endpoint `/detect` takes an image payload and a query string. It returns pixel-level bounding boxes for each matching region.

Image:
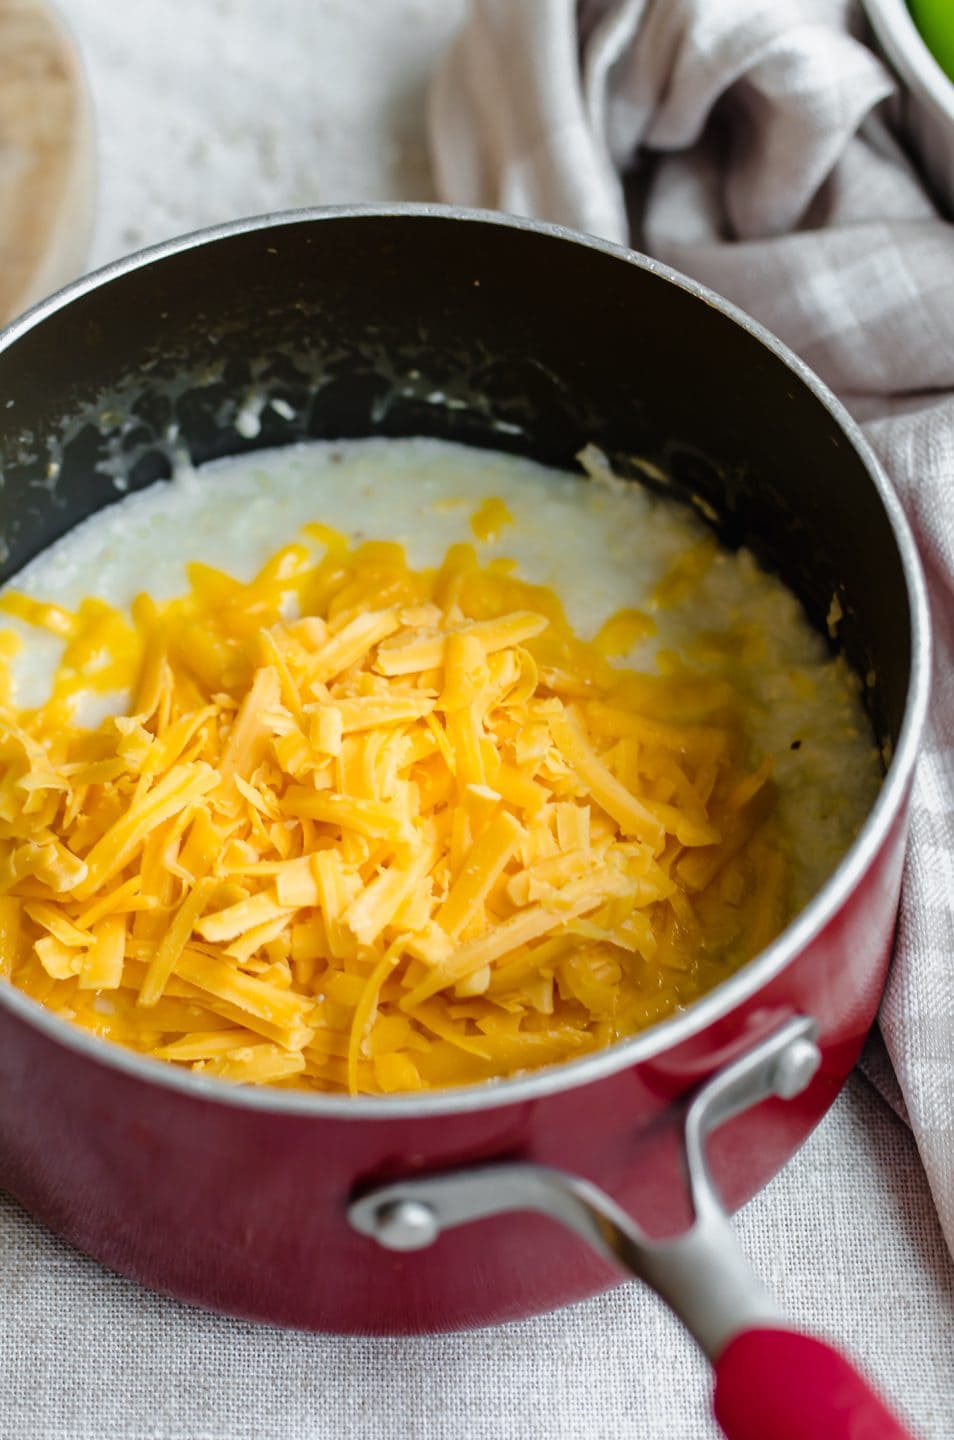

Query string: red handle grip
[713,1328,919,1440]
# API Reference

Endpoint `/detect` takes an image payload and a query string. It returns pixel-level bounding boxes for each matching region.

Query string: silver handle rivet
[373,1198,440,1252]
[773,1037,822,1099]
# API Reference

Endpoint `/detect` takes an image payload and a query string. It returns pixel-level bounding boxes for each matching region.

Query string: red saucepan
[0,207,931,1438]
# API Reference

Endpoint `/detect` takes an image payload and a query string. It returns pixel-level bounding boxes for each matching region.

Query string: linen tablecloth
[0,2,951,1437]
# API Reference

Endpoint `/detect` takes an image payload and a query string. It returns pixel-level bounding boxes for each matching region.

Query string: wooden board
[0,0,94,324]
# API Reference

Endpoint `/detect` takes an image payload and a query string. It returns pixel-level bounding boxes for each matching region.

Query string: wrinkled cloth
[430,0,954,1253]
[3,1075,954,1440]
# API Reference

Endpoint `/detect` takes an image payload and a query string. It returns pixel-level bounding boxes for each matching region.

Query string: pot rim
[0,203,933,1118]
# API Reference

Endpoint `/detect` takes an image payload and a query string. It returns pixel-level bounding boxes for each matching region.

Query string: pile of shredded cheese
[0,511,789,1093]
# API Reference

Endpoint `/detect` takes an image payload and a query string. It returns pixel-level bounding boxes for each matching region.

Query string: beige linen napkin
[430,0,954,1253]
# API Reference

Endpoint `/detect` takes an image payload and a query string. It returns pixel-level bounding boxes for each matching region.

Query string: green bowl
[909,0,954,81]
[864,0,954,215]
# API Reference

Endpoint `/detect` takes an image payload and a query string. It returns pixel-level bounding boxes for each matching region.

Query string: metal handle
[348,1018,920,1436]
[349,1016,819,1358]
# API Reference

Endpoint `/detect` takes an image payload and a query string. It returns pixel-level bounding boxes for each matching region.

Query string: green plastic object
[909,0,954,82]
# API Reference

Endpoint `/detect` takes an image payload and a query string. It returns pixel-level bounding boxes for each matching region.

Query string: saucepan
[0,207,930,1438]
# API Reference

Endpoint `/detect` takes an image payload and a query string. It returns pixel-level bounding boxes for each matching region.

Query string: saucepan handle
[349,1019,922,1439]
[712,1327,917,1440]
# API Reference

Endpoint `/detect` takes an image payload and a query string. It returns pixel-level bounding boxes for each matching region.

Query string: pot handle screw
[772,1034,822,1097]
[370,1199,440,1252]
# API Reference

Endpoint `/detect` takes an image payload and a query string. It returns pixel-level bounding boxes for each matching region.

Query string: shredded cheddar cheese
[469,496,514,543]
[0,514,791,1094]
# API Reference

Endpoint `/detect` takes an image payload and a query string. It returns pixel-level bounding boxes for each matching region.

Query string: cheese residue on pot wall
[0,438,882,1093]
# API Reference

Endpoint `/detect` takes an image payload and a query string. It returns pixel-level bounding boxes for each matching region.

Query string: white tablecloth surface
[2,3,951,1436]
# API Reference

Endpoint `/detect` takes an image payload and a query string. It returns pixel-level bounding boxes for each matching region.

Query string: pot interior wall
[0,211,911,753]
